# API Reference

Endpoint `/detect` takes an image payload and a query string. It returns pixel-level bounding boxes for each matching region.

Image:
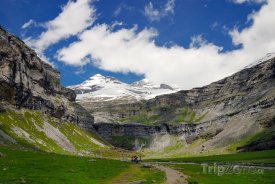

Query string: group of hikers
[131,155,141,164]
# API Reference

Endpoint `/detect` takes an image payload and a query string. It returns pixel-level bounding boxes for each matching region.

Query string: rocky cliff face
[0,26,93,129]
[93,122,202,150]
[93,56,275,151]
[94,123,200,138]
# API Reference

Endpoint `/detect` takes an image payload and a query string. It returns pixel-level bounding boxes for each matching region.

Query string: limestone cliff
[0,26,93,129]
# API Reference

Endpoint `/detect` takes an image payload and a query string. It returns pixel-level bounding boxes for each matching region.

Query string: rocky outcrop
[0,26,93,128]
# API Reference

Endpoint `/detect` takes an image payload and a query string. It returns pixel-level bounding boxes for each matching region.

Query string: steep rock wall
[0,26,93,129]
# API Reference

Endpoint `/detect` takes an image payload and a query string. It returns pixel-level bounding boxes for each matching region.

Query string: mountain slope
[0,26,116,157]
[0,109,107,155]
[69,74,179,123]
[150,56,275,155]
[90,55,275,155]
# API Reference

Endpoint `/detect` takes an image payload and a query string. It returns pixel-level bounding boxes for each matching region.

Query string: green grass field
[146,149,275,184]
[0,146,165,184]
[1,109,274,183]
[170,164,275,184]
[147,149,275,165]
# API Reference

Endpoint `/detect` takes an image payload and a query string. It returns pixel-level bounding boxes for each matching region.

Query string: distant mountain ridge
[68,74,179,102]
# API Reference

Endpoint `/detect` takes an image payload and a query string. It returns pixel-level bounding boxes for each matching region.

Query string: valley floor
[169,163,275,184]
[146,149,275,184]
[1,144,275,184]
[0,145,165,184]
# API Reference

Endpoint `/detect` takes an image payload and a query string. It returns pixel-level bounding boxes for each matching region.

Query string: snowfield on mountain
[69,74,179,102]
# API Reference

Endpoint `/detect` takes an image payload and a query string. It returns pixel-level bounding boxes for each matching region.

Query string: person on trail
[131,155,139,163]
[133,155,142,164]
[135,156,139,164]
[131,155,135,162]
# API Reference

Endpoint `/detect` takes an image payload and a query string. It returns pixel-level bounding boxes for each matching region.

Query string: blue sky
[0,0,273,89]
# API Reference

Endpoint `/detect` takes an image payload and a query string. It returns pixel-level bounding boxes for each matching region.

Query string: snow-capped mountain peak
[69,74,179,102]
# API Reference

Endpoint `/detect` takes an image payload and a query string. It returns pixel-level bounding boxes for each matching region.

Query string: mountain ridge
[69,73,179,102]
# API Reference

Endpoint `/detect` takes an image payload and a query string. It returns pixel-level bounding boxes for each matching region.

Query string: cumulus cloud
[229,0,275,55]
[25,0,96,54]
[231,0,267,4]
[144,0,176,22]
[56,0,275,89]
[57,24,229,89]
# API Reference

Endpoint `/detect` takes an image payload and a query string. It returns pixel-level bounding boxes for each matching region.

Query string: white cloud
[230,0,275,53]
[210,21,219,30]
[57,0,275,89]
[111,21,124,29]
[26,0,96,54]
[144,2,162,22]
[113,3,133,17]
[164,0,176,14]
[114,6,123,17]
[231,0,267,4]
[21,19,36,29]
[144,0,176,22]
[189,35,207,48]
[57,24,227,89]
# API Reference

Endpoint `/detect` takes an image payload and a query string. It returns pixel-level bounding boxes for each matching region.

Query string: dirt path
[154,165,188,184]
